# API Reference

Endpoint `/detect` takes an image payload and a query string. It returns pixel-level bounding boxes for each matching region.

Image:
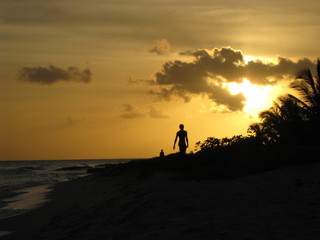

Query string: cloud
[150,39,171,55]
[149,106,169,119]
[66,116,87,126]
[128,78,155,85]
[2,0,319,60]
[180,47,316,84]
[120,104,169,119]
[19,65,92,85]
[120,104,146,119]
[145,47,317,111]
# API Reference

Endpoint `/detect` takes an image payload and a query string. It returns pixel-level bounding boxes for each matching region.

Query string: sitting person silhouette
[160,149,165,158]
[173,124,189,155]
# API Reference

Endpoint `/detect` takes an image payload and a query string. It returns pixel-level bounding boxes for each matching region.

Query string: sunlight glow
[243,55,257,63]
[228,78,274,118]
[243,55,277,64]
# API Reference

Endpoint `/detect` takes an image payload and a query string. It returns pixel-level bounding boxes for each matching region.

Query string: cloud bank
[146,47,317,111]
[19,65,92,85]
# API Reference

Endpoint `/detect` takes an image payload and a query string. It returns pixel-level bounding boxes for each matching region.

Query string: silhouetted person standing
[173,124,189,155]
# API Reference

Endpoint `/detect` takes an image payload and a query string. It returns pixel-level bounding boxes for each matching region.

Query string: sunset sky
[1,0,319,160]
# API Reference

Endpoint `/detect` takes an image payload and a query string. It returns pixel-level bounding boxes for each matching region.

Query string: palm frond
[286,94,309,108]
[316,59,320,89]
[290,80,315,106]
[259,108,281,126]
[296,69,316,93]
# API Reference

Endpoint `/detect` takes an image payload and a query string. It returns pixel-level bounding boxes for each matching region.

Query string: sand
[1,162,320,240]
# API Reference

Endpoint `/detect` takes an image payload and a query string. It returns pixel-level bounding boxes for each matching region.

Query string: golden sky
[1,0,319,160]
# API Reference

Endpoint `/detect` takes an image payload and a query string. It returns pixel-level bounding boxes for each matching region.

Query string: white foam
[0,231,12,237]
[0,184,52,219]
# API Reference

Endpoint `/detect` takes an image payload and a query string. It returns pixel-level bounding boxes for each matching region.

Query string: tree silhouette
[250,59,320,146]
[290,59,320,120]
[195,60,320,154]
[247,123,270,145]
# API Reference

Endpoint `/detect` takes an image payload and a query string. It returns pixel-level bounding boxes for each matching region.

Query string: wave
[0,159,134,204]
[15,166,45,173]
[54,165,91,172]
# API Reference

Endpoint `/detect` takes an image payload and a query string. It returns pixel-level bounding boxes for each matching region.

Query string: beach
[0,159,132,219]
[1,158,320,240]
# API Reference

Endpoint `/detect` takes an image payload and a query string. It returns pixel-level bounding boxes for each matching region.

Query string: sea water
[0,159,132,220]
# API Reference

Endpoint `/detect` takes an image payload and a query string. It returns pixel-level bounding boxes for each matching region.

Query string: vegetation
[196,59,320,150]
[95,59,320,180]
[248,59,320,148]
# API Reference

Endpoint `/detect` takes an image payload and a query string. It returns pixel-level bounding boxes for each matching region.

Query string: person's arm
[186,131,189,148]
[173,133,178,150]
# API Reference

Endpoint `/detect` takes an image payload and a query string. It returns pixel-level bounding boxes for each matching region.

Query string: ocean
[0,159,132,220]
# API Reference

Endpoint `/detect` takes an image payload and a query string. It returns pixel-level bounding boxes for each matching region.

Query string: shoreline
[1,160,320,239]
[0,184,53,221]
[0,184,54,238]
[0,159,132,220]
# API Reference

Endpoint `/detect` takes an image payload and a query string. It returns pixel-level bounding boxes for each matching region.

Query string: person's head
[179,124,184,130]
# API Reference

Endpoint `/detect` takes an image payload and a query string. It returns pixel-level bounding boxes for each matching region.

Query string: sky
[1,0,319,160]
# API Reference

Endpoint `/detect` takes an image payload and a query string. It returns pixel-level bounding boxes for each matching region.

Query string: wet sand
[1,162,320,239]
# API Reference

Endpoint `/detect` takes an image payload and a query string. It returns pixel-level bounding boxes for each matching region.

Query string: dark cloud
[147,47,317,111]
[244,57,316,84]
[19,65,92,85]
[121,104,145,119]
[128,78,155,85]
[180,47,316,84]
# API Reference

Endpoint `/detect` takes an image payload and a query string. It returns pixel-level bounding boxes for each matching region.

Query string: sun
[228,78,274,118]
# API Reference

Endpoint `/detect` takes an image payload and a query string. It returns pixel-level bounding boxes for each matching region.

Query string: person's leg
[179,144,186,155]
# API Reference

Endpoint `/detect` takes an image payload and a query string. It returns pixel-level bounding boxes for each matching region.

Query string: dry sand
[1,162,320,240]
